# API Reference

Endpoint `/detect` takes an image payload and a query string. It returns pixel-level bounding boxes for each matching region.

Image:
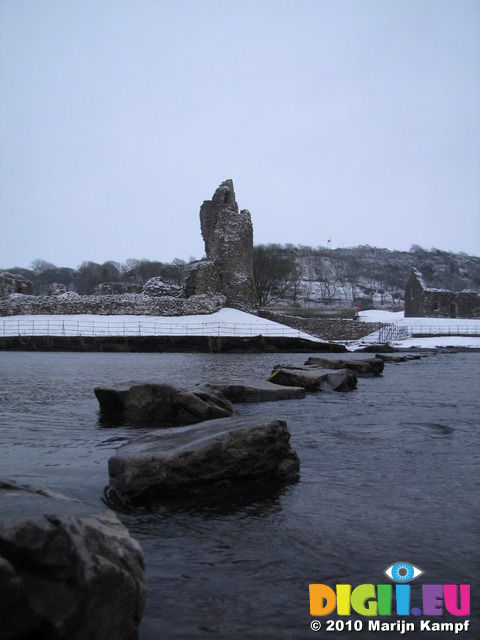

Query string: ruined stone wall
[186,180,256,312]
[456,290,480,318]
[2,180,257,317]
[259,310,378,341]
[0,293,226,317]
[404,269,425,317]
[422,289,457,318]
[404,268,480,318]
[0,272,33,297]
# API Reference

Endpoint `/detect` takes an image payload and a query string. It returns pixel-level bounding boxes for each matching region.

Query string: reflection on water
[0,351,479,638]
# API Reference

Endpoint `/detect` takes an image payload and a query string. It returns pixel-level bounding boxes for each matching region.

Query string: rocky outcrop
[268,365,357,391]
[107,416,299,502]
[0,272,33,297]
[304,356,384,377]
[48,282,67,295]
[0,480,146,640]
[203,380,305,403]
[142,277,183,298]
[0,292,226,317]
[186,180,256,311]
[95,381,233,427]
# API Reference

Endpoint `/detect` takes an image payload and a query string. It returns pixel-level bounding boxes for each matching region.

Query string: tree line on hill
[3,245,480,309]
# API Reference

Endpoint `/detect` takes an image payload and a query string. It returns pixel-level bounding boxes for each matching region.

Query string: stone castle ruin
[186,179,256,311]
[0,179,256,317]
[0,272,33,297]
[404,268,480,318]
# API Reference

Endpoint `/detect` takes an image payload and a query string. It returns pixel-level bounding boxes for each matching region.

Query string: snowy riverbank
[1,307,480,349]
[353,310,480,350]
[0,308,319,341]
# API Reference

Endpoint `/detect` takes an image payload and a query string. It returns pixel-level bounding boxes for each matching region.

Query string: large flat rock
[108,416,300,502]
[304,356,384,377]
[0,480,146,640]
[268,366,357,392]
[203,380,305,403]
[375,353,425,363]
[94,381,233,427]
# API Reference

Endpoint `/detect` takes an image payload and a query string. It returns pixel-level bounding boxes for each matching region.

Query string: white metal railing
[378,323,409,343]
[0,317,305,339]
[377,323,480,343]
[407,324,480,337]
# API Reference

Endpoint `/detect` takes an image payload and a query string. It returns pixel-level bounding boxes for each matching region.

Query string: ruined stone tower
[186,179,256,311]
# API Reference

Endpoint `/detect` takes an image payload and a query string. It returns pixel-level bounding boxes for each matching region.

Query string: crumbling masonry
[404,268,480,318]
[186,179,256,311]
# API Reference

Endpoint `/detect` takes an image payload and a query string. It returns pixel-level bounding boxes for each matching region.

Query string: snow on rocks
[142,277,184,298]
[0,292,226,317]
[268,364,357,392]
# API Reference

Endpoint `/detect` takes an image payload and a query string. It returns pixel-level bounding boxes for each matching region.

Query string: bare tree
[313,256,338,303]
[30,259,57,275]
[253,245,296,307]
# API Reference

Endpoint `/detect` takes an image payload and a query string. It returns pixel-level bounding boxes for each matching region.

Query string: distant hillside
[252,244,480,310]
[2,245,480,310]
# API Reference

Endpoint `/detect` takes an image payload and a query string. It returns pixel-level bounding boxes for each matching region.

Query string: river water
[0,351,478,639]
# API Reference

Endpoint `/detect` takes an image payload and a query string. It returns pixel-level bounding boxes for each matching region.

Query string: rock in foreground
[0,480,146,640]
[95,381,233,427]
[268,366,357,392]
[108,417,300,502]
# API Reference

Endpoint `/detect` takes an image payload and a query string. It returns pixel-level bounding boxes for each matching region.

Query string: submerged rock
[268,365,357,391]
[0,480,146,640]
[375,353,424,363]
[94,381,233,427]
[202,380,305,403]
[304,356,384,377]
[107,416,300,502]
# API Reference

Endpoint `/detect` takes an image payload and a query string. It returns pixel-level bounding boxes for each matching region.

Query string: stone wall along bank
[0,292,227,317]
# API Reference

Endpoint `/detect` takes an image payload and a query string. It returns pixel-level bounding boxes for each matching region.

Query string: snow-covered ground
[352,310,480,350]
[1,308,480,349]
[0,308,319,341]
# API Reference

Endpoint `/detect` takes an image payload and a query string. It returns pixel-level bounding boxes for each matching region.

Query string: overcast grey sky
[1,0,479,270]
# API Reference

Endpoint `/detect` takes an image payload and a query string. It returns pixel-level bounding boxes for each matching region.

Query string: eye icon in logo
[384,562,424,583]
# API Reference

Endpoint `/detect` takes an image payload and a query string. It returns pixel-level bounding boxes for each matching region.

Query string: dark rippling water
[0,351,479,639]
